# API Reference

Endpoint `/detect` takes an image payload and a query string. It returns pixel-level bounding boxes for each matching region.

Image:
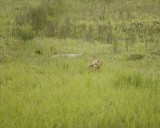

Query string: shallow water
[53,53,83,57]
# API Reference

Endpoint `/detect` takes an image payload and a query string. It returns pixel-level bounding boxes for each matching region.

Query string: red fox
[89,60,102,69]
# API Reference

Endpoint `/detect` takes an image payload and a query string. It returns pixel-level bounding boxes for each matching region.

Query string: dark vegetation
[12,0,160,53]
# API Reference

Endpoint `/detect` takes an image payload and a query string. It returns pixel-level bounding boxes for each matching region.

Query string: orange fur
[89,60,102,69]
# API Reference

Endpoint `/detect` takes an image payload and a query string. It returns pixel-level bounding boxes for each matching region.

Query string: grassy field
[0,0,160,128]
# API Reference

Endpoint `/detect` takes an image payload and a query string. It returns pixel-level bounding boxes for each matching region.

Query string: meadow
[0,0,160,128]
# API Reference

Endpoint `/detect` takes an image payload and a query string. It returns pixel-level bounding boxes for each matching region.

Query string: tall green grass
[0,38,160,128]
[0,0,160,128]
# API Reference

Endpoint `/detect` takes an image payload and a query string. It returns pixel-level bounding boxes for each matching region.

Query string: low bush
[126,53,145,61]
[13,24,35,41]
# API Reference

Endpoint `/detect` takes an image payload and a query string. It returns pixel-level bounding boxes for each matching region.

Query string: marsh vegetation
[0,0,160,128]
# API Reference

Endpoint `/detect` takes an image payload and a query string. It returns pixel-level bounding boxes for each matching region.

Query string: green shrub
[13,0,68,40]
[126,53,145,61]
[14,24,35,41]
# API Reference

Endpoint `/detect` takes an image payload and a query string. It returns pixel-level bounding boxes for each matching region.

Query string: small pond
[53,54,83,57]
